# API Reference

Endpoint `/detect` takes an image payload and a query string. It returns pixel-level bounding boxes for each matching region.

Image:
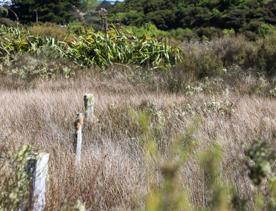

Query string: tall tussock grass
[0,83,275,210]
[0,23,275,210]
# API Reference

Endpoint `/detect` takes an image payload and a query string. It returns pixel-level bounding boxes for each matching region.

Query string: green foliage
[0,25,181,71]
[121,23,168,39]
[245,140,275,186]
[169,28,198,41]
[67,21,85,35]
[0,24,275,80]
[110,10,145,26]
[200,144,232,210]
[109,0,276,37]
[245,139,276,209]
[146,162,192,211]
[0,25,66,60]
[0,145,35,210]
[9,0,81,23]
[66,27,182,69]
[81,0,98,10]
[0,6,8,17]
[256,32,276,76]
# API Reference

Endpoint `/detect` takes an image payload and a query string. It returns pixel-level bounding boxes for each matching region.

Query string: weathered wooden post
[32,153,49,211]
[34,9,38,23]
[84,93,94,120]
[99,8,108,37]
[26,153,49,211]
[73,93,94,167]
[74,113,85,166]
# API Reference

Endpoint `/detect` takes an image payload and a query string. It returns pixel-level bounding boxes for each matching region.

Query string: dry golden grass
[0,75,275,210]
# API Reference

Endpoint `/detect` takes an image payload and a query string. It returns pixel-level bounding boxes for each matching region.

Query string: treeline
[0,0,98,24]
[109,0,276,36]
[1,0,276,38]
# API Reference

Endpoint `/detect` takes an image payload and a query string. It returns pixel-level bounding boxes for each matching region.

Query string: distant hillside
[109,0,276,36]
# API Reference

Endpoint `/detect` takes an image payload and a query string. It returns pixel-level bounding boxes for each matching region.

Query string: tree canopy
[7,0,88,23]
[109,0,276,33]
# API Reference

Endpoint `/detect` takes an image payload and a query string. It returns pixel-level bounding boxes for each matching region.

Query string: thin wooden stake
[99,8,108,37]
[74,113,85,166]
[84,93,94,120]
[31,153,49,211]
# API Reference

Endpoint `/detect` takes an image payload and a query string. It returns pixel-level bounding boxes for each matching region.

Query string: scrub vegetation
[0,0,275,210]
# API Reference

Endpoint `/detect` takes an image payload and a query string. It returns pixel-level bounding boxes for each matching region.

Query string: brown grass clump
[0,74,275,210]
[29,23,72,41]
[211,35,257,68]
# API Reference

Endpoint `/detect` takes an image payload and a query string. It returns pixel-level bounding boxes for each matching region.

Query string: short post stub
[83,93,94,120]
[74,113,85,166]
[31,153,49,211]
[99,8,108,36]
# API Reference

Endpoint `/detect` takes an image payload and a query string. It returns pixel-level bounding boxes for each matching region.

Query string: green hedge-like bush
[66,28,182,69]
[0,25,182,70]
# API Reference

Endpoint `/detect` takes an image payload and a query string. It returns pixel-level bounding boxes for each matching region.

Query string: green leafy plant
[245,140,276,210]
[0,145,35,210]
[0,25,182,71]
[245,140,275,186]
[66,27,182,69]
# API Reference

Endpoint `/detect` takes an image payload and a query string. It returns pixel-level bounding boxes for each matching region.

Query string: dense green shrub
[169,28,198,41]
[245,140,276,186]
[196,27,224,40]
[109,0,276,37]
[66,28,181,69]
[256,33,276,76]
[0,145,34,210]
[111,10,145,26]
[0,7,8,17]
[245,140,276,210]
[0,25,181,71]
[1,24,275,79]
[121,23,168,39]
[67,21,85,35]
[8,0,82,24]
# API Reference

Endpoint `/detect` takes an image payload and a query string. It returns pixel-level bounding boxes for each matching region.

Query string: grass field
[0,70,275,210]
[0,23,275,210]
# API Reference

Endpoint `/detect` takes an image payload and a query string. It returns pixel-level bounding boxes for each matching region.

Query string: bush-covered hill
[109,0,276,36]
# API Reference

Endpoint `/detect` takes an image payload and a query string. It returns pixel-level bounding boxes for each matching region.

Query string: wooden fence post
[73,93,94,167]
[99,8,108,37]
[84,93,94,120]
[30,153,49,211]
[74,113,85,166]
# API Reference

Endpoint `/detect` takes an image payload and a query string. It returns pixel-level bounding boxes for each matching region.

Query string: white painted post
[31,153,49,211]
[83,93,94,120]
[74,113,85,166]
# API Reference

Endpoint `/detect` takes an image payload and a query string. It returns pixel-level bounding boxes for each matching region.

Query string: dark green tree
[0,7,9,17]
[109,0,276,34]
[9,0,82,23]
